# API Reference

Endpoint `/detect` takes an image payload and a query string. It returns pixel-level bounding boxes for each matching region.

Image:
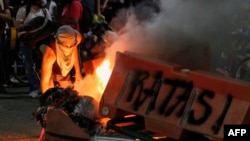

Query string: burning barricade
[33,51,250,141]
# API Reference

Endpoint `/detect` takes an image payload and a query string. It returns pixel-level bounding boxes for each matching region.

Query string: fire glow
[73,59,112,102]
[95,60,112,94]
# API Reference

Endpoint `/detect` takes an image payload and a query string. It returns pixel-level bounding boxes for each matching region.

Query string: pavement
[0,86,42,141]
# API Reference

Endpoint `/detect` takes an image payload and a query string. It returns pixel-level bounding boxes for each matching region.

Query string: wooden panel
[99,51,250,140]
[45,108,90,140]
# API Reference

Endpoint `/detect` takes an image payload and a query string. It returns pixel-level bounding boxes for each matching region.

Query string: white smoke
[105,0,248,72]
[74,0,249,106]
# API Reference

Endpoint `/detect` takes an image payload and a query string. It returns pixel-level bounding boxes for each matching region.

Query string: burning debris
[34,87,101,137]
[33,86,138,140]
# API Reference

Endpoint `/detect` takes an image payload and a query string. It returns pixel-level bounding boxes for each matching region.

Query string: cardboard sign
[99,52,250,140]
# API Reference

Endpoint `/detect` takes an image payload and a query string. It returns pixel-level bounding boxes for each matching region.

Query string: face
[55,26,78,49]
[56,38,77,48]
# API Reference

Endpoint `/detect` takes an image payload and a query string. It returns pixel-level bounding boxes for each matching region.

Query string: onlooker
[15,0,52,97]
[16,0,51,28]
[80,0,95,33]
[40,25,83,94]
[0,0,11,92]
[55,0,82,32]
[46,0,57,20]
[3,0,27,88]
[9,0,28,27]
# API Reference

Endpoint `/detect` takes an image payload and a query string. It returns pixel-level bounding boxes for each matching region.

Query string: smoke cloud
[105,0,248,72]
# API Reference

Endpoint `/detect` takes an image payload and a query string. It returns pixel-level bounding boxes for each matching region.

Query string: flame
[73,58,112,102]
[95,60,112,94]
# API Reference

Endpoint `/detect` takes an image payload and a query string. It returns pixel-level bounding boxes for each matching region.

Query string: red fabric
[61,0,83,31]
[38,128,45,141]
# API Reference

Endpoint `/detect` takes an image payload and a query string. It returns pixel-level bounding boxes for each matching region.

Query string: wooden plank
[45,108,90,140]
[99,51,250,140]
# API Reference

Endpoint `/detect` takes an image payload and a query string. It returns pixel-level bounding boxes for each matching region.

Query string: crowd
[0,0,141,96]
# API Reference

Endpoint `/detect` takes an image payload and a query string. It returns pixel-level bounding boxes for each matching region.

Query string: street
[0,86,41,141]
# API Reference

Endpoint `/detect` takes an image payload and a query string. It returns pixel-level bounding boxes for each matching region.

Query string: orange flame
[73,58,112,102]
[95,60,112,94]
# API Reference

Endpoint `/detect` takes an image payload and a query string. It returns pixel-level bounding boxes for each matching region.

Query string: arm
[73,32,83,81]
[0,0,11,21]
[40,46,56,94]
[0,9,11,21]
[45,8,52,20]
[15,6,26,28]
[73,46,82,81]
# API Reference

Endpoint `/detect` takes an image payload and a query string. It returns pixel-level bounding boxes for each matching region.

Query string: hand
[74,73,83,82]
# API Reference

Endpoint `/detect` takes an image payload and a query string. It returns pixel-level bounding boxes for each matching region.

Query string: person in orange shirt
[40,25,83,94]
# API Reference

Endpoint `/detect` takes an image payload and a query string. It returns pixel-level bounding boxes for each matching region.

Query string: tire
[235,57,250,82]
